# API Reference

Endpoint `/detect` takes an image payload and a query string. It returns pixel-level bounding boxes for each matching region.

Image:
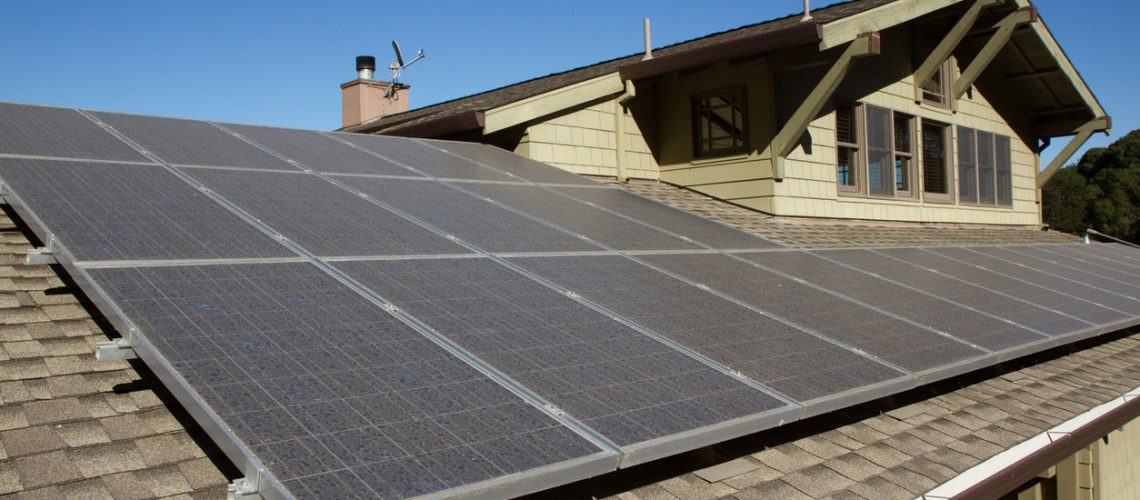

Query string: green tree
[1043,130,1140,242]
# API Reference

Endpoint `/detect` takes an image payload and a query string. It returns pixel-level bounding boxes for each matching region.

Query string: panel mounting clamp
[226,476,261,500]
[26,237,59,266]
[95,337,138,361]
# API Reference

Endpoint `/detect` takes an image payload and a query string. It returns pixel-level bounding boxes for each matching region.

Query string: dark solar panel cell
[462,184,701,251]
[1047,245,1140,276]
[552,186,780,250]
[427,140,602,185]
[92,111,296,169]
[334,257,788,445]
[88,263,602,498]
[179,168,467,257]
[930,247,1140,316]
[336,177,601,253]
[814,249,1088,337]
[0,103,144,161]
[984,246,1140,299]
[336,133,515,181]
[640,253,988,368]
[878,248,1129,324]
[222,124,421,177]
[0,158,292,261]
[509,255,907,401]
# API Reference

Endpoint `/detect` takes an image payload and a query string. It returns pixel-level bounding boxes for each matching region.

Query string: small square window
[692,87,748,157]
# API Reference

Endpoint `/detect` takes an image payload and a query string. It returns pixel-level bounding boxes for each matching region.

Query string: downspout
[613,79,637,183]
[920,385,1140,499]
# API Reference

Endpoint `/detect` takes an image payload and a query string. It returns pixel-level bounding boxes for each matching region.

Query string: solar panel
[985,246,1140,298]
[638,253,989,370]
[336,133,516,182]
[0,158,292,261]
[462,183,702,251]
[816,248,1091,337]
[177,168,468,257]
[509,255,908,403]
[334,257,791,449]
[877,248,1130,324]
[0,102,144,162]
[1085,243,1140,265]
[1045,244,1140,275]
[5,104,1140,499]
[425,140,603,186]
[88,263,610,498]
[928,247,1140,316]
[552,186,781,249]
[221,123,422,177]
[92,111,298,170]
[739,251,1047,351]
[335,177,603,253]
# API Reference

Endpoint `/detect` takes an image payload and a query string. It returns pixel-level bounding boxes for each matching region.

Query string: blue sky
[1,0,1135,167]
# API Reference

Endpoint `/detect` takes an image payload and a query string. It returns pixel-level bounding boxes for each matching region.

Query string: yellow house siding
[774,27,1041,225]
[514,99,659,179]
[1094,419,1140,500]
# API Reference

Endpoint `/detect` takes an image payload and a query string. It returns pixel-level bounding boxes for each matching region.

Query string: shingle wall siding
[516,100,659,180]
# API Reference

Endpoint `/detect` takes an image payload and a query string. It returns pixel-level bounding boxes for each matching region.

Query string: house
[0,1,1136,498]
[342,0,1110,227]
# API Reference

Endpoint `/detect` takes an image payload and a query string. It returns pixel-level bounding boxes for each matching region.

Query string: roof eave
[377,110,486,138]
[619,22,824,81]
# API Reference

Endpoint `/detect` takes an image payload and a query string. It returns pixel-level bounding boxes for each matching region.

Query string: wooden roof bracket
[771,32,880,181]
[952,6,1038,110]
[1035,116,1111,188]
[913,0,1004,104]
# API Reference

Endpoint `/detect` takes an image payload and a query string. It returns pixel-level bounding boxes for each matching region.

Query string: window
[921,61,951,106]
[957,127,1013,206]
[921,120,951,202]
[894,113,915,195]
[692,87,747,157]
[835,103,859,191]
[834,103,915,198]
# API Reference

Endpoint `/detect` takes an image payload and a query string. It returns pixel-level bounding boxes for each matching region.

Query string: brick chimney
[341,55,410,128]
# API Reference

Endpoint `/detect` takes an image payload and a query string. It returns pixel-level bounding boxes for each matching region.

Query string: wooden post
[1036,116,1111,188]
[953,7,1037,104]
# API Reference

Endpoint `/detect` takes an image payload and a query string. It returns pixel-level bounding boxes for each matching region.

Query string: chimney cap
[356,55,376,72]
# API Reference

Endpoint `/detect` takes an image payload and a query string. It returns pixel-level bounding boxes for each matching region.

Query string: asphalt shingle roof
[0,212,232,499]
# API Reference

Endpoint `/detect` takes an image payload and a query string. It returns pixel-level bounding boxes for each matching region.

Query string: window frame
[833,102,918,200]
[920,119,954,204]
[956,126,1013,208]
[920,59,953,108]
[691,86,749,158]
[834,102,863,194]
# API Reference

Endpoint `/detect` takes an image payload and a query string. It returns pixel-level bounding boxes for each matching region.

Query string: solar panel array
[1,101,1139,499]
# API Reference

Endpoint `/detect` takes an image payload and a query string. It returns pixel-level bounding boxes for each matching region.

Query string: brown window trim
[921,119,954,204]
[835,102,862,194]
[956,126,1015,209]
[834,102,917,201]
[921,59,953,109]
[691,86,749,158]
[893,112,917,199]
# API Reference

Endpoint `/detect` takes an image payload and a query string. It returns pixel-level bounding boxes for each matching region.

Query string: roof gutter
[619,21,823,80]
[921,384,1140,499]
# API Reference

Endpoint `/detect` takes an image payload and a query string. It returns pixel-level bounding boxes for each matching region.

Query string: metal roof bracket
[95,327,139,362]
[26,237,58,265]
[226,475,262,500]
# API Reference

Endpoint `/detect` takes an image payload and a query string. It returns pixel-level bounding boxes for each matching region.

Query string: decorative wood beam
[1036,116,1111,188]
[953,6,1037,102]
[913,0,1003,103]
[775,31,880,179]
[771,32,880,181]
